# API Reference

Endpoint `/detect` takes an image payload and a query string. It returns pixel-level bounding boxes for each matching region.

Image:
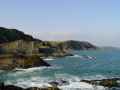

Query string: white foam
[44,58,55,61]
[5,76,52,89]
[55,73,81,82]
[5,78,106,90]
[82,75,107,80]
[14,81,52,89]
[68,54,83,58]
[48,65,63,70]
[59,82,105,90]
[6,67,48,77]
[58,82,93,90]
[14,65,62,72]
[0,70,4,73]
[4,74,107,90]
[54,74,106,90]
[14,66,47,72]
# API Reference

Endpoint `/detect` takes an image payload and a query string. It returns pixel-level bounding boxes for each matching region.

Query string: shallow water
[0,49,120,90]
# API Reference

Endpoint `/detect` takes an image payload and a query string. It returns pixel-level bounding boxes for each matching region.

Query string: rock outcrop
[0,83,60,90]
[0,27,98,70]
[58,40,97,50]
[0,27,41,44]
[81,78,120,88]
[0,55,50,70]
[1,78,120,90]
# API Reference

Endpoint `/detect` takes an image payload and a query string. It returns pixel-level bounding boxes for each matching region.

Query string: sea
[0,48,120,90]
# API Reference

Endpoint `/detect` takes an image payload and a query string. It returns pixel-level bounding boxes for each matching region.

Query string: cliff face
[38,40,97,57]
[0,27,98,69]
[0,27,98,56]
[0,55,50,70]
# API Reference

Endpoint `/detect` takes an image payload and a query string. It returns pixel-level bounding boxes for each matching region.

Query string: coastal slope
[0,27,98,69]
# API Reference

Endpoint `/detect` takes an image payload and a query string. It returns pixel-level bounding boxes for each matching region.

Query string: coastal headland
[0,27,97,70]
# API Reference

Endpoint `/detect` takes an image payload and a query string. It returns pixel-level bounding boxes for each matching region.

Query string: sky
[0,0,120,47]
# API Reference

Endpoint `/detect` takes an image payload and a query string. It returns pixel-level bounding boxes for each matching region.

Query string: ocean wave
[14,64,62,71]
[43,58,56,61]
[14,66,47,72]
[4,73,113,90]
[54,73,108,82]
[5,76,106,90]
[67,54,82,58]
[3,66,63,79]
[67,54,97,61]
[54,73,81,82]
[5,76,52,89]
[53,74,109,90]
[58,82,105,90]
[81,75,107,80]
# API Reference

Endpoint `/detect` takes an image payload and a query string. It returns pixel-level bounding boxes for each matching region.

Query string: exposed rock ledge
[0,83,60,90]
[0,55,50,70]
[1,78,120,90]
[81,78,120,88]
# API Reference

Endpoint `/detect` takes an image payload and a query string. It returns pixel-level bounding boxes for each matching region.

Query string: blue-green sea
[0,49,120,89]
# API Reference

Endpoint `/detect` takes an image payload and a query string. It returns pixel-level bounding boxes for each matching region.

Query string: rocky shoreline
[0,83,60,90]
[0,55,51,70]
[0,27,98,70]
[1,78,120,90]
[81,78,120,88]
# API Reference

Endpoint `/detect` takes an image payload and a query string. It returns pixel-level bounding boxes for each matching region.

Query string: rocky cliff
[55,40,97,50]
[0,27,41,43]
[0,27,97,51]
[0,27,98,70]
[0,27,98,57]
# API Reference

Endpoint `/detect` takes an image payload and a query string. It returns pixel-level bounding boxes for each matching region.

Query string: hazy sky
[0,0,120,47]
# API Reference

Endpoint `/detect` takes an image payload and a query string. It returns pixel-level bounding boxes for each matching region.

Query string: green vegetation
[0,27,41,43]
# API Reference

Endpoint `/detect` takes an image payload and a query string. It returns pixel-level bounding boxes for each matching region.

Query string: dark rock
[81,78,120,88]
[49,79,69,86]
[99,79,119,87]
[49,81,59,87]
[58,40,98,50]
[0,84,23,90]
[20,57,51,69]
[26,87,60,90]
[34,58,51,67]
[0,55,51,70]
[0,82,4,90]
[0,83,60,90]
